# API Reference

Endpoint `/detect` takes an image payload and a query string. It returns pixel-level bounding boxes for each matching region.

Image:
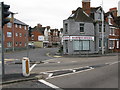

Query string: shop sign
[63,36,94,41]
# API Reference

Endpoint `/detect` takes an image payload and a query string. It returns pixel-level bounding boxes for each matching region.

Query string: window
[73,40,90,51]
[15,42,18,46]
[65,40,68,53]
[7,23,12,28]
[110,28,115,35]
[19,25,22,28]
[99,39,102,48]
[19,33,22,37]
[117,41,119,48]
[65,23,68,34]
[99,24,105,32]
[16,33,18,37]
[99,24,102,32]
[7,42,12,47]
[19,42,22,46]
[80,24,84,32]
[24,26,26,30]
[83,41,90,50]
[15,24,18,28]
[98,13,101,20]
[31,35,34,40]
[7,32,12,37]
[109,40,114,49]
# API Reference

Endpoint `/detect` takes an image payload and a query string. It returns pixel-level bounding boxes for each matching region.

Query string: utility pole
[101,0,104,55]
[0,2,3,79]
[11,12,18,52]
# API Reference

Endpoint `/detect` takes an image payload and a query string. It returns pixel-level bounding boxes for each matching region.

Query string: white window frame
[19,25,22,28]
[109,40,115,49]
[7,42,12,47]
[15,24,18,28]
[19,33,22,37]
[24,26,27,30]
[7,32,12,37]
[7,23,12,28]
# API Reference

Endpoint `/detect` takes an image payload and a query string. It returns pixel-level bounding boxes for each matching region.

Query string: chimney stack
[82,0,91,15]
[109,8,117,17]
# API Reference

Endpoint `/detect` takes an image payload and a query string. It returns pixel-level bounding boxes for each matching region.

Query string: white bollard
[22,57,30,77]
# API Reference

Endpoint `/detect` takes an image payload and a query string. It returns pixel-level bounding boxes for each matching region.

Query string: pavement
[1,72,44,85]
[1,51,119,85]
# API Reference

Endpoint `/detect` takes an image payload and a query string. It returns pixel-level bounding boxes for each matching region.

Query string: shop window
[73,40,90,51]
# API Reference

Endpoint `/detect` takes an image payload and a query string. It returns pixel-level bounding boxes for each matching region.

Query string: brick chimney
[37,24,42,28]
[82,0,91,15]
[109,7,117,17]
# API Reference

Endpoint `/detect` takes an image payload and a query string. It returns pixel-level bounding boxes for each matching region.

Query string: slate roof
[14,18,28,26]
[68,7,93,22]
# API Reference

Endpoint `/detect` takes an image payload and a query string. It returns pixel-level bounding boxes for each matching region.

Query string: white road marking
[30,64,37,72]
[38,79,63,90]
[105,61,120,65]
[46,68,94,79]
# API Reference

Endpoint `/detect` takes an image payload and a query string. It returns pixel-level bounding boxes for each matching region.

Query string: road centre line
[38,79,63,90]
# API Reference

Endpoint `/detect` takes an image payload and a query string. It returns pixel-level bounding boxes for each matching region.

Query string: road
[3,48,58,78]
[2,48,119,89]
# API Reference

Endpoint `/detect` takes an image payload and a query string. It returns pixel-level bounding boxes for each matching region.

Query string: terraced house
[63,0,110,55]
[4,13,28,51]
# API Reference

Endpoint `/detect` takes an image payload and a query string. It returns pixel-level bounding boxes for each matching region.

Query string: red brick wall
[3,23,28,49]
[29,30,43,41]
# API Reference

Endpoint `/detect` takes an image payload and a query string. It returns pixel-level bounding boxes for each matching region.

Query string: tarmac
[1,51,119,85]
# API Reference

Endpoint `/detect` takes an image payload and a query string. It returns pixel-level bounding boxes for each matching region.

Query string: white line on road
[38,79,63,90]
[46,68,94,80]
[30,64,37,72]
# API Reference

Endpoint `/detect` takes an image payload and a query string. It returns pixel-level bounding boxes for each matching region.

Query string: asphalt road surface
[2,49,120,89]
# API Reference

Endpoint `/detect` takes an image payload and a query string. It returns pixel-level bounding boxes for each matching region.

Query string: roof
[68,7,93,22]
[14,18,28,26]
[90,6,102,13]
[32,26,46,34]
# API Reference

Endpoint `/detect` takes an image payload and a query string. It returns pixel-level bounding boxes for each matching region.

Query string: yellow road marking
[53,56,62,58]
[5,59,14,61]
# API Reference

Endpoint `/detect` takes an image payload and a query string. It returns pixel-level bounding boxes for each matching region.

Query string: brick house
[48,29,61,46]
[29,24,61,47]
[28,24,45,48]
[105,8,120,52]
[4,13,28,51]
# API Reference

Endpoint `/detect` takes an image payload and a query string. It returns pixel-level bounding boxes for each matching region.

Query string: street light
[11,12,18,52]
[101,0,104,55]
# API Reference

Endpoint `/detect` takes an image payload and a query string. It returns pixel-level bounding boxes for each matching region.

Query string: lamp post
[11,12,18,52]
[101,0,104,55]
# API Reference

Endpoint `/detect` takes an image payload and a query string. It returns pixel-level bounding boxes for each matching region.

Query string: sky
[1,0,120,29]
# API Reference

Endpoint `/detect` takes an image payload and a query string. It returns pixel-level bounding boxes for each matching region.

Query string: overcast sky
[1,0,120,29]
